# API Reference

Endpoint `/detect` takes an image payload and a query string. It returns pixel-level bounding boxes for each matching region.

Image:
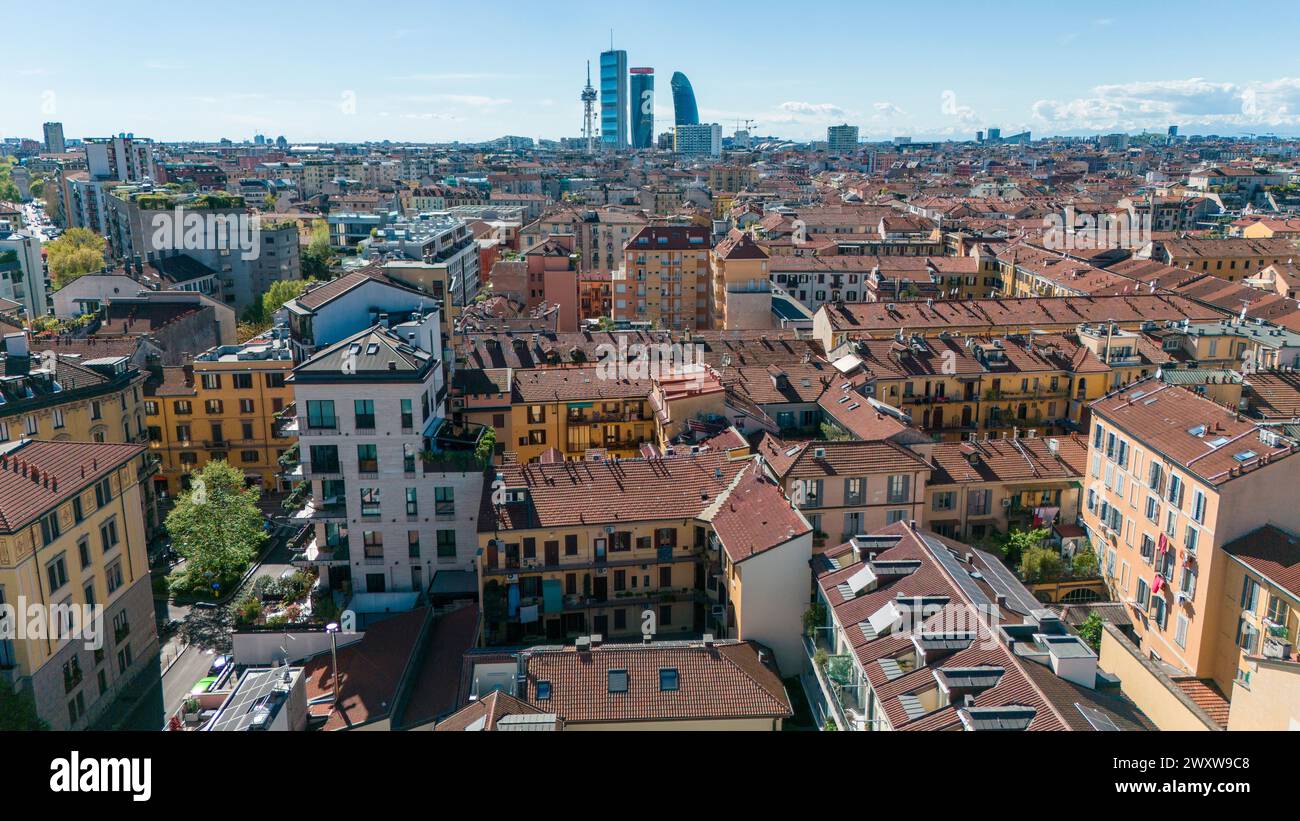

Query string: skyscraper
[42,122,65,153]
[670,72,699,126]
[630,67,654,149]
[827,124,859,153]
[600,48,628,149]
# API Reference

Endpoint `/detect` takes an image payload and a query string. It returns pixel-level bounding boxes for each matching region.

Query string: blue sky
[5,0,1300,144]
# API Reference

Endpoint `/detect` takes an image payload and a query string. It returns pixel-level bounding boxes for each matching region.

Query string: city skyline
[4,0,1300,145]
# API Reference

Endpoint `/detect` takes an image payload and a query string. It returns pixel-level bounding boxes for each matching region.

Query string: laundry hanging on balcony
[1033,507,1059,527]
[1151,574,1165,595]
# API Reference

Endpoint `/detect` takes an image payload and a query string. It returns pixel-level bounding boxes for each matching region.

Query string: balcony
[804,633,872,731]
[289,499,347,523]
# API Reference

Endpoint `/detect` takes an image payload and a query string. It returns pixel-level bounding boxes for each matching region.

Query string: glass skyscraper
[600,49,628,148]
[630,68,654,149]
[670,72,699,127]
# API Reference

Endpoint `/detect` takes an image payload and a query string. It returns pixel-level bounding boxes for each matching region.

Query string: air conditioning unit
[1000,498,1012,508]
[505,573,518,583]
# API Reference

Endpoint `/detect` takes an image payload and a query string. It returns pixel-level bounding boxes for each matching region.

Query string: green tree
[46,228,107,287]
[1001,526,1050,567]
[1071,548,1099,578]
[0,678,47,730]
[1019,545,1064,583]
[301,223,332,278]
[1077,612,1105,651]
[475,427,497,464]
[165,460,267,596]
[261,277,309,320]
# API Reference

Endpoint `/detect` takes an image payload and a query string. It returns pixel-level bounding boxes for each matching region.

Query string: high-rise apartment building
[614,225,712,330]
[673,123,721,157]
[42,122,65,153]
[827,124,860,153]
[630,68,654,149]
[599,49,628,149]
[84,135,157,182]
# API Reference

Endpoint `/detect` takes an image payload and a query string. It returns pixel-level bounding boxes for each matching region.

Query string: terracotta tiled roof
[434,689,553,731]
[710,462,810,562]
[0,440,145,533]
[511,367,653,403]
[1172,677,1230,729]
[520,640,792,724]
[483,450,750,531]
[928,435,1087,485]
[1244,371,1300,421]
[758,434,928,482]
[821,295,1220,335]
[1222,525,1300,599]
[1092,381,1297,486]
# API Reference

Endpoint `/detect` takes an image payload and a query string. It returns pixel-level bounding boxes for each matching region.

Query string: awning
[542,579,563,613]
[507,583,520,618]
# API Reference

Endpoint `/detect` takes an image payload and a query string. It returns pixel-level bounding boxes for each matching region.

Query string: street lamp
[326,622,340,709]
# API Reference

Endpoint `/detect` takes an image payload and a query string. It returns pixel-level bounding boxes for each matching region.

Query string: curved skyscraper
[670,72,699,126]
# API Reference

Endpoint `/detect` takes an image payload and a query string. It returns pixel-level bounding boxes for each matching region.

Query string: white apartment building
[0,230,50,318]
[290,314,485,598]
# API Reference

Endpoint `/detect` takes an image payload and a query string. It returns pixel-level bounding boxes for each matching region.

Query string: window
[435,487,455,516]
[607,669,628,693]
[403,444,416,473]
[47,555,69,591]
[41,512,61,546]
[240,450,259,464]
[659,604,672,626]
[52,408,65,429]
[1190,490,1207,524]
[1240,577,1261,613]
[407,530,420,558]
[77,537,91,569]
[201,373,221,390]
[1135,578,1150,611]
[100,519,119,553]
[360,488,381,517]
[105,562,123,595]
[354,399,375,430]
[1236,617,1259,654]
[1267,594,1290,628]
[437,529,456,559]
[798,479,822,508]
[967,489,991,516]
[1175,613,1189,648]
[527,405,545,425]
[1184,524,1199,555]
[94,478,112,508]
[1167,474,1184,508]
[536,681,552,700]
[357,444,378,473]
[310,445,339,473]
[564,535,578,556]
[306,400,336,429]
[265,372,286,389]
[1150,595,1168,630]
[400,399,414,429]
[239,399,255,415]
[932,491,955,512]
[405,487,418,516]
[363,530,383,559]
[205,399,223,415]
[844,478,865,506]
[886,474,910,504]
[659,668,679,692]
[232,373,253,390]
[1140,534,1155,564]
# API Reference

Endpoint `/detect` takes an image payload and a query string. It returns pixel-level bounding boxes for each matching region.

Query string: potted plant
[182,697,201,722]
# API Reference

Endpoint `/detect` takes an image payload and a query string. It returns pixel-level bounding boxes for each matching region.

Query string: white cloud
[1031,76,1300,131]
[940,90,979,125]
[873,102,904,116]
[775,101,848,121]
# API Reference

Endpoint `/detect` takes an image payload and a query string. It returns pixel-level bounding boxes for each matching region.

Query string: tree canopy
[46,228,107,287]
[165,460,267,596]
[0,678,47,730]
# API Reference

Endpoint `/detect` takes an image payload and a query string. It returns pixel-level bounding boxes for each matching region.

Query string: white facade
[0,231,50,318]
[675,124,722,157]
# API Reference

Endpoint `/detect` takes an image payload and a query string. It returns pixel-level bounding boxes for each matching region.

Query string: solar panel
[898,693,927,721]
[1075,703,1121,732]
[878,657,905,681]
[922,535,990,607]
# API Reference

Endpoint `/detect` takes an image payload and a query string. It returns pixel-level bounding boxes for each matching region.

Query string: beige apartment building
[614,225,712,330]
[1083,381,1300,693]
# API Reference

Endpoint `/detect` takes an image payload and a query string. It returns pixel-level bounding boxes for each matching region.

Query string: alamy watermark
[0,597,103,651]
[595,339,708,384]
[150,208,262,261]
[1043,205,1152,252]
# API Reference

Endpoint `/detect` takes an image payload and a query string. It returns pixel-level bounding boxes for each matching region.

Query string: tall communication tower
[581,61,597,154]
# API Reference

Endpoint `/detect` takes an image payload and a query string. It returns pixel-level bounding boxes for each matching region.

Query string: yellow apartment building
[144,331,295,498]
[1084,381,1300,694]
[0,440,158,730]
[710,230,771,330]
[923,435,1087,544]
[508,367,655,463]
[757,435,931,550]
[477,451,751,645]
[1214,525,1300,696]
